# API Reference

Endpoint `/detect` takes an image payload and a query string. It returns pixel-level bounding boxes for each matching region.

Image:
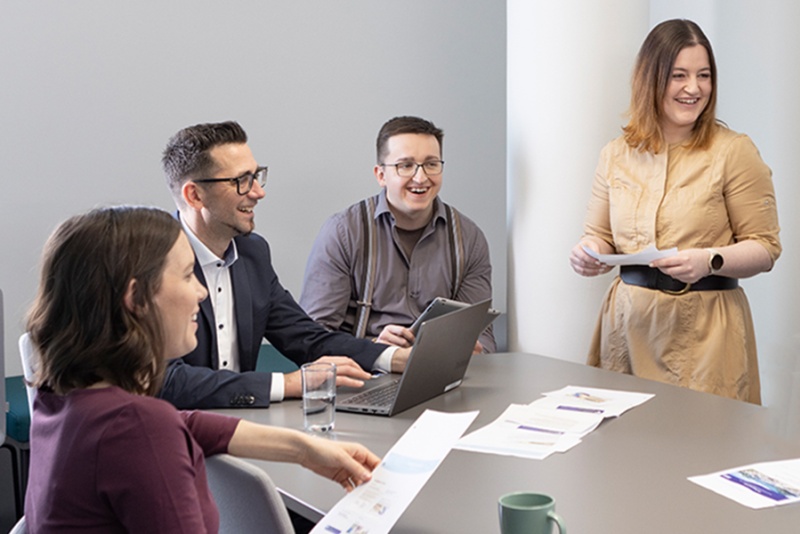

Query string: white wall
[507,0,648,361]
[508,0,800,410]
[0,1,507,377]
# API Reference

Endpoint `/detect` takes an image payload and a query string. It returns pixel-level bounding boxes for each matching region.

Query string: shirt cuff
[270,372,285,402]
[373,346,399,373]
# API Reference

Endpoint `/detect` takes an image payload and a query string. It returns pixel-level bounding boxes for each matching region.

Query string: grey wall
[0,1,507,376]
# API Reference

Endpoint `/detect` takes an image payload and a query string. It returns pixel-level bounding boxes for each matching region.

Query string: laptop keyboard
[339,380,400,408]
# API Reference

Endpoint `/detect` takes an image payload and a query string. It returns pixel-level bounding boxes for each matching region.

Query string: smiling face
[660,44,712,144]
[183,142,266,257]
[152,232,208,359]
[374,133,443,230]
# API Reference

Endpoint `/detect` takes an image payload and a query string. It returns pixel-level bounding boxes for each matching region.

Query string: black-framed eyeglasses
[380,160,445,178]
[193,166,268,195]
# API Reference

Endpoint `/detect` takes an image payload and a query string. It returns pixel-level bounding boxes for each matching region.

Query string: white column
[507,0,649,361]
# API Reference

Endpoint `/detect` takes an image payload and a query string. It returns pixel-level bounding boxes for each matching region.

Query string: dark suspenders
[445,203,465,299]
[353,197,378,339]
[352,198,465,338]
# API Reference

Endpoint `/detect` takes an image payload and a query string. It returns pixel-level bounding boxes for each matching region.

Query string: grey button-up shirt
[300,189,495,352]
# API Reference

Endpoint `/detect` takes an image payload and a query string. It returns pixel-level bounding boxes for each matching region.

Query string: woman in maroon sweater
[24,206,379,533]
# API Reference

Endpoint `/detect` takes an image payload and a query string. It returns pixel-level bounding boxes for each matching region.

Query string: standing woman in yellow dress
[569,19,781,403]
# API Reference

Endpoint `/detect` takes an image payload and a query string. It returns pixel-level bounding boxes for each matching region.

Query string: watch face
[711,253,724,271]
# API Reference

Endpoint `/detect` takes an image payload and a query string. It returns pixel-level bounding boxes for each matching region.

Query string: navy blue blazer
[159,230,385,409]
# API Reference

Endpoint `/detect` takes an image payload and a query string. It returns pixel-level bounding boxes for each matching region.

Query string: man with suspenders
[300,116,495,353]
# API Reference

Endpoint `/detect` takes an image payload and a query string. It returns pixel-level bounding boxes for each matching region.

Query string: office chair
[0,289,10,531]
[1,290,26,531]
[17,334,35,417]
[205,454,295,534]
[1,290,5,444]
[8,516,26,533]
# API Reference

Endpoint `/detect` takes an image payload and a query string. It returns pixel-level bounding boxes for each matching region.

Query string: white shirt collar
[180,217,239,268]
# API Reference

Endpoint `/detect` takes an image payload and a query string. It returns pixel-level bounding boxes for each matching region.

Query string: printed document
[311,409,478,534]
[582,244,677,266]
[454,386,653,460]
[455,404,598,459]
[689,459,800,509]
[534,385,654,418]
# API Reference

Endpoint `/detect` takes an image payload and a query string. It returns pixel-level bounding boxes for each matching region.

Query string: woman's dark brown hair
[623,19,719,153]
[26,206,182,396]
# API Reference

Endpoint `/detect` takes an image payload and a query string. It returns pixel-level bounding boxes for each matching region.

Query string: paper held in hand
[311,409,478,534]
[582,244,677,266]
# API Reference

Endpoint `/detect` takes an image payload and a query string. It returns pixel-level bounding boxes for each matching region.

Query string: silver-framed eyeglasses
[380,160,445,178]
[193,166,268,195]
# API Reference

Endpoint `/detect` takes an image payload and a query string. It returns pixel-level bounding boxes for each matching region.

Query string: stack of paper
[456,403,601,459]
[533,385,654,418]
[455,386,653,460]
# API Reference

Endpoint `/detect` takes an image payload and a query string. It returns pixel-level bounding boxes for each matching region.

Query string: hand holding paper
[312,410,478,534]
[582,244,677,266]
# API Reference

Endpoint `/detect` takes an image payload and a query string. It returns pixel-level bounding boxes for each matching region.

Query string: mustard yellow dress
[584,127,781,403]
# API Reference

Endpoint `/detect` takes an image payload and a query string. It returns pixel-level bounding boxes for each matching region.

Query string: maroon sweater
[26,386,240,533]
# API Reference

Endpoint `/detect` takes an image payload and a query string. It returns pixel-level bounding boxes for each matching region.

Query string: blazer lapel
[230,256,254,367]
[194,261,219,368]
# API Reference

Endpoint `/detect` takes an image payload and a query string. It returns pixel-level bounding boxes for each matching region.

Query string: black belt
[620,265,738,295]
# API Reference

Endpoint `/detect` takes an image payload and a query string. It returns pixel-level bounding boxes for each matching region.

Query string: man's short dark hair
[376,116,444,163]
[162,121,248,201]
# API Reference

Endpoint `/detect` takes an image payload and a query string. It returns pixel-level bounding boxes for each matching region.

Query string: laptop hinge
[444,379,462,393]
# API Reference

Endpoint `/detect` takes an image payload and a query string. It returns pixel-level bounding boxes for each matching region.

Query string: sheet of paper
[311,409,478,534]
[454,404,599,460]
[582,244,677,266]
[535,385,654,418]
[689,459,800,509]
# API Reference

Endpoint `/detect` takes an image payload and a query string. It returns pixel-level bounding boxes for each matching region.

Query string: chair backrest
[18,333,36,417]
[1,289,6,442]
[8,516,26,534]
[205,454,295,534]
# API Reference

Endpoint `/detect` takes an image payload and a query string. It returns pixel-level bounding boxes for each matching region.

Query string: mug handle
[548,511,566,534]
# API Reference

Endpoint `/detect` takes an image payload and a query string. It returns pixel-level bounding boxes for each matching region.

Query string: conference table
[213,353,800,533]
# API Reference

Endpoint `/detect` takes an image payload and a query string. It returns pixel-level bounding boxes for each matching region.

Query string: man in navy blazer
[159,121,410,409]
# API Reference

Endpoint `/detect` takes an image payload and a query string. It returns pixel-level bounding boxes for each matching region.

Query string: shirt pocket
[608,173,644,250]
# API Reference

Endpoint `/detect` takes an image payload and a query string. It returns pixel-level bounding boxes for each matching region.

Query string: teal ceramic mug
[498,492,566,534]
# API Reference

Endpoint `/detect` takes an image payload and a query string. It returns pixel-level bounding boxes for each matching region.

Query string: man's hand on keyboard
[284,356,373,398]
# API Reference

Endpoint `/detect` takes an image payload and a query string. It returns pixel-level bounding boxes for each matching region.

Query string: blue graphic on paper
[722,470,800,502]
[382,453,438,474]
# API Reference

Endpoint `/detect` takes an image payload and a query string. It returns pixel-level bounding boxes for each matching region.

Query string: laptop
[336,298,495,416]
